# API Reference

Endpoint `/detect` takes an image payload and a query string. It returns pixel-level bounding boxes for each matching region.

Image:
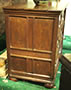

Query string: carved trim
[10,54,52,62]
[10,74,51,83]
[10,46,52,54]
[33,49,52,54]
[9,15,55,19]
[11,70,50,78]
[10,46,32,51]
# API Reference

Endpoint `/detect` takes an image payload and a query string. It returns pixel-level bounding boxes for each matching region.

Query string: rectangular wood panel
[9,16,33,49]
[33,18,54,51]
[33,60,51,76]
[10,57,34,74]
[10,57,26,72]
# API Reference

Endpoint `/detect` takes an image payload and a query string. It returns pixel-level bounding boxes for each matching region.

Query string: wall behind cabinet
[0,0,27,37]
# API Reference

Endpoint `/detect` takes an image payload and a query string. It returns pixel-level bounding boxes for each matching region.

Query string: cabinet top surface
[3,1,68,12]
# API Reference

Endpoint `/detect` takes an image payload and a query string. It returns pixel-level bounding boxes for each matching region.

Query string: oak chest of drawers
[3,1,67,88]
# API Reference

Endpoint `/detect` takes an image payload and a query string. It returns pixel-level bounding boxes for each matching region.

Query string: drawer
[10,49,52,61]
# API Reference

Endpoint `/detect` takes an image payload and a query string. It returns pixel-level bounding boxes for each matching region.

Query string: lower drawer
[8,56,51,80]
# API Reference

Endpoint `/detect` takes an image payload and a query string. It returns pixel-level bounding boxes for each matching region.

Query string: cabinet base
[9,74,55,88]
[9,77,18,82]
[44,83,54,88]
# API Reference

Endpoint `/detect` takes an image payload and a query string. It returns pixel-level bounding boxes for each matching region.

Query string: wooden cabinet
[3,1,67,88]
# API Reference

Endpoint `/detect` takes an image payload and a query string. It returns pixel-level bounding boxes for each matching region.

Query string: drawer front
[10,49,52,61]
[9,56,51,80]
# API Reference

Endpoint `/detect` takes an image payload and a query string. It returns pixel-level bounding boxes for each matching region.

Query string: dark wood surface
[3,0,67,88]
[60,55,71,72]
[59,55,71,90]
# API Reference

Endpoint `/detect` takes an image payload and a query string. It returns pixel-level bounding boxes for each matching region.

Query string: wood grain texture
[3,1,67,88]
[33,18,54,51]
